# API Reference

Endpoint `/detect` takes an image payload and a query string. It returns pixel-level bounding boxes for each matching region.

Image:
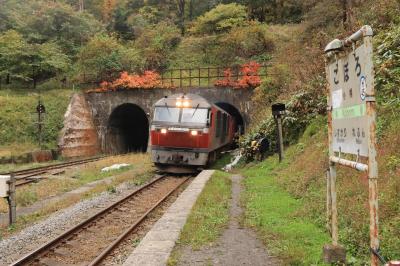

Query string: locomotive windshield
[181,108,208,123]
[153,106,209,124]
[154,107,180,123]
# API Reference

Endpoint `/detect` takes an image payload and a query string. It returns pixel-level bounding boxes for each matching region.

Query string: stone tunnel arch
[106,103,149,154]
[214,102,245,135]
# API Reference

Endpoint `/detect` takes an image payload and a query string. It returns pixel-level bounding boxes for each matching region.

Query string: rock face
[58,93,100,158]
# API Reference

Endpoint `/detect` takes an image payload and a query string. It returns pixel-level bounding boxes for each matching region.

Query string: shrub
[88,71,171,92]
[375,24,400,107]
[358,0,400,28]
[168,36,220,67]
[189,3,249,35]
[111,71,162,89]
[215,62,261,89]
[134,22,181,71]
[217,23,274,64]
[302,0,342,35]
[240,90,326,161]
[75,35,144,82]
[245,0,305,23]
[251,63,291,106]
[76,34,123,82]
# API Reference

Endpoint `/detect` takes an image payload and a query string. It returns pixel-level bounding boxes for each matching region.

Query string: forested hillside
[0,0,308,87]
[0,0,305,151]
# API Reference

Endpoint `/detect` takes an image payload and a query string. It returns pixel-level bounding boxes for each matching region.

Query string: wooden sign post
[324,25,380,265]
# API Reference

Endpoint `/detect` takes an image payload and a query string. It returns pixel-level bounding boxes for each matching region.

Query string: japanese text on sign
[326,43,373,157]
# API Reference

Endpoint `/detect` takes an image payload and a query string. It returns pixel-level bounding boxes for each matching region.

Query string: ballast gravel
[0,180,147,265]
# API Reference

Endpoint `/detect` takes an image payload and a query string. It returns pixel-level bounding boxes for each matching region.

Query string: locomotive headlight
[191,130,198,136]
[176,101,182,107]
[183,101,190,107]
[160,128,167,134]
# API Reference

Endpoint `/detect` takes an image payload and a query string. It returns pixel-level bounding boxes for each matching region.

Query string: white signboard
[326,42,373,157]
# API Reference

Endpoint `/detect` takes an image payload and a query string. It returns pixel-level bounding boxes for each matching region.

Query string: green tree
[10,1,103,55]
[0,30,30,82]
[76,34,124,82]
[111,5,134,40]
[76,34,144,82]
[189,3,248,35]
[126,6,164,39]
[0,30,70,84]
[244,0,304,23]
[218,24,274,64]
[135,22,181,71]
[31,42,71,84]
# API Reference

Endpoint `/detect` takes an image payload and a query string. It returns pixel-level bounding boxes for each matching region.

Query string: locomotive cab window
[181,108,208,124]
[153,107,180,123]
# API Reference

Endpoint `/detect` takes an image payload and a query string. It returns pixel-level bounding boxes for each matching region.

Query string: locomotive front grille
[151,148,208,166]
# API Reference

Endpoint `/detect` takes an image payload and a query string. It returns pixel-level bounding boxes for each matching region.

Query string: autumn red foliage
[87,71,171,92]
[87,62,261,93]
[214,61,261,89]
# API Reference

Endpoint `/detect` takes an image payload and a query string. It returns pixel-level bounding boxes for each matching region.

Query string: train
[150,93,237,173]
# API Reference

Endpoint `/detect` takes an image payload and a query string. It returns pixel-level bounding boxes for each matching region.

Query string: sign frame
[324,25,380,266]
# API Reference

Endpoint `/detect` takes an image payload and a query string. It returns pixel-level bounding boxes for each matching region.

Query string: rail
[11,175,189,265]
[1,156,106,187]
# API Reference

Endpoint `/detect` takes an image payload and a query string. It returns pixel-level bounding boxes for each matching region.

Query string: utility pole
[32,65,37,90]
[7,173,16,225]
[32,64,46,150]
[36,93,46,150]
[272,103,286,162]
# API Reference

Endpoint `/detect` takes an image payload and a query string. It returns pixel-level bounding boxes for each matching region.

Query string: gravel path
[0,176,156,265]
[177,175,279,266]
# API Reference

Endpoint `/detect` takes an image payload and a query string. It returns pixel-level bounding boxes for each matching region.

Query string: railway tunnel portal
[61,87,254,156]
[106,103,149,154]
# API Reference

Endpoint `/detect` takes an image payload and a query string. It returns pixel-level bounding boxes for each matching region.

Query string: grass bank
[168,170,231,265]
[241,114,400,264]
[242,157,330,265]
[0,88,72,156]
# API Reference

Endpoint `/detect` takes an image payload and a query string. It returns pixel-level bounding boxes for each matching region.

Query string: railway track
[0,156,106,187]
[11,175,189,266]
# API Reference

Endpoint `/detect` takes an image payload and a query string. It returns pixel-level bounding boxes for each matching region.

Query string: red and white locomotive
[151,93,236,173]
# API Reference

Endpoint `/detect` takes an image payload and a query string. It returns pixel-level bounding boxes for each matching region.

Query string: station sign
[326,36,374,157]
[324,26,381,266]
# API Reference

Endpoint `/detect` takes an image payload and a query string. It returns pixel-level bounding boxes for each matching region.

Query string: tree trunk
[341,0,355,30]
[189,0,193,20]
[79,0,84,12]
[176,0,185,36]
